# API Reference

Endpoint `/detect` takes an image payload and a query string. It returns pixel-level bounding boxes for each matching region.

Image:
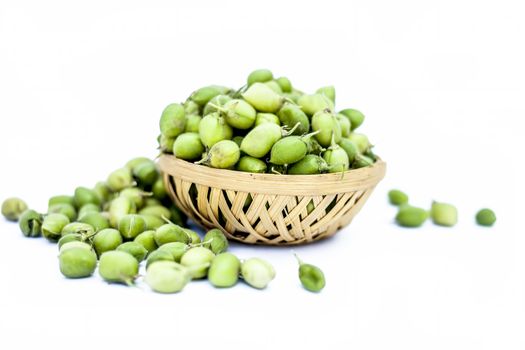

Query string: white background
[0,0,523,349]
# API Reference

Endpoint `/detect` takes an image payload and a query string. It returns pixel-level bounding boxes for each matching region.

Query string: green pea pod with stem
[269,131,319,165]
[247,69,273,86]
[297,93,334,116]
[173,132,205,160]
[277,102,310,135]
[196,140,240,169]
[312,110,342,147]
[294,253,326,292]
[160,103,186,137]
[240,122,299,158]
[199,112,233,148]
[242,83,284,113]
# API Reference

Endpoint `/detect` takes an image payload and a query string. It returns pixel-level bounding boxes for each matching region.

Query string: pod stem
[207,103,227,114]
[301,130,320,140]
[282,122,300,136]
[292,251,304,266]
[190,238,213,248]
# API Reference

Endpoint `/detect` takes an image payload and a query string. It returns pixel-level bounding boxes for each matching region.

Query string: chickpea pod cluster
[158,69,378,174]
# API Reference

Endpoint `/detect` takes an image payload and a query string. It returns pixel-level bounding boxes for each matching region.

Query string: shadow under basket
[159,155,386,246]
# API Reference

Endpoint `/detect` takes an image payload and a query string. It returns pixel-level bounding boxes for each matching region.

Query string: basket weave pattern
[159,155,386,245]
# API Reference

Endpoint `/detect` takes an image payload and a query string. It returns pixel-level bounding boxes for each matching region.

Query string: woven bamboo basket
[159,155,386,245]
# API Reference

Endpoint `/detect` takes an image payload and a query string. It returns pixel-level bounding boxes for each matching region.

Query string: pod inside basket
[159,155,386,245]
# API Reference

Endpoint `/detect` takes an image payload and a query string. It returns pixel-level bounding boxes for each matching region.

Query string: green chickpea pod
[1,197,28,221]
[294,254,326,292]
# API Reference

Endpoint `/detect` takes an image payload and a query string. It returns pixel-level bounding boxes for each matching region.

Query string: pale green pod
[431,201,458,227]
[247,69,273,86]
[107,168,134,192]
[59,247,97,279]
[288,155,329,175]
[42,213,70,242]
[264,80,283,94]
[184,114,202,133]
[138,205,171,220]
[316,86,336,103]
[108,196,136,228]
[275,77,292,93]
[117,241,148,262]
[184,100,200,115]
[78,203,101,219]
[180,247,215,279]
[242,83,284,113]
[141,214,168,230]
[58,233,83,249]
[323,146,350,173]
[146,249,175,269]
[133,230,158,253]
[203,94,232,115]
[160,103,186,138]
[74,187,101,208]
[277,102,309,135]
[297,93,334,115]
[99,251,139,285]
[311,110,342,147]
[222,99,257,129]
[145,261,192,293]
[206,140,240,169]
[336,114,351,137]
[203,228,229,254]
[236,156,267,173]
[59,241,93,253]
[158,242,189,262]
[269,136,309,165]
[2,197,28,221]
[118,214,147,239]
[154,224,191,246]
[61,222,95,238]
[199,112,233,148]
[93,228,123,256]
[338,138,358,164]
[388,190,409,206]
[93,182,112,203]
[347,133,371,154]
[173,132,205,160]
[190,85,230,106]
[255,113,280,126]
[208,253,240,288]
[240,123,282,158]
[241,257,275,289]
[476,209,496,227]
[339,108,365,131]
[48,195,75,208]
[395,205,428,227]
[48,203,77,222]
[125,157,151,171]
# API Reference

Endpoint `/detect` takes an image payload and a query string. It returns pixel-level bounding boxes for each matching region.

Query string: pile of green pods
[158,69,378,174]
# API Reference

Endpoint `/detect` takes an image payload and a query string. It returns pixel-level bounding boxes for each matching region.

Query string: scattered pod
[352,154,374,169]
[269,133,317,165]
[99,251,139,285]
[116,242,148,262]
[118,214,147,239]
[236,156,267,173]
[133,160,158,187]
[93,228,123,256]
[183,99,200,115]
[295,254,326,292]
[203,140,240,169]
[184,114,202,133]
[240,123,283,158]
[431,201,458,227]
[61,222,95,238]
[74,187,101,208]
[395,205,428,228]
[158,241,189,262]
[160,103,186,138]
[388,189,409,206]
[275,76,292,93]
[277,102,310,135]
[107,168,134,192]
[190,85,230,106]
[241,257,275,289]
[255,112,280,126]
[476,208,496,227]
[2,197,28,221]
[108,196,136,227]
[48,195,75,208]
[42,213,70,242]
[247,69,273,86]
[78,203,101,219]
[264,80,283,94]
[347,133,370,154]
[322,145,349,173]
[316,86,336,103]
[48,203,77,222]
[311,110,342,147]
[180,247,215,279]
[297,93,334,116]
[288,155,329,175]
[338,138,358,164]
[145,261,192,293]
[203,229,229,254]
[339,108,365,131]
[59,247,97,279]
[208,253,241,288]
[134,230,158,253]
[222,99,257,129]
[173,132,205,160]
[199,112,233,148]
[335,114,351,137]
[146,249,175,269]
[242,83,284,113]
[203,94,232,116]
[58,233,83,249]
[154,223,191,246]
[18,209,43,237]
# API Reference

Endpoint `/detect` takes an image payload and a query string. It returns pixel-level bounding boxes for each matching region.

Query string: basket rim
[158,154,386,196]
